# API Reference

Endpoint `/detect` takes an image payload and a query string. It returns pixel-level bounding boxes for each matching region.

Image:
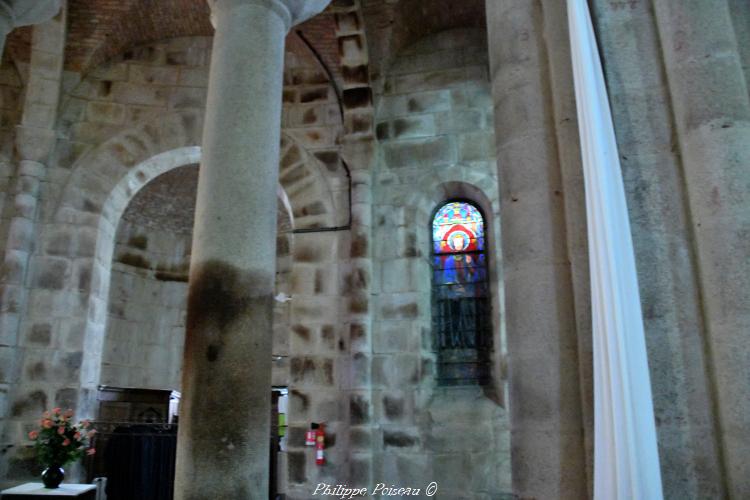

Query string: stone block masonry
[371,27,511,499]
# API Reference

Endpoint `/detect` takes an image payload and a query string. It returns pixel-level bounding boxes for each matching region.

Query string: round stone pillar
[485,1,587,499]
[173,1,328,498]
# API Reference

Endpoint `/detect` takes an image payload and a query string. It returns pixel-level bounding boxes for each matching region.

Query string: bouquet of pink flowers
[27,408,96,467]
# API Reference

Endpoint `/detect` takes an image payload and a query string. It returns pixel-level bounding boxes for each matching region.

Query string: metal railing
[85,421,178,500]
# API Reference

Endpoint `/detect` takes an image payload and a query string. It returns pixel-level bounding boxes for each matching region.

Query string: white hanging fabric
[566,1,664,498]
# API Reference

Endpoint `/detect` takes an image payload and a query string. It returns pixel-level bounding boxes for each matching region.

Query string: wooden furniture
[96,386,179,424]
[0,483,96,500]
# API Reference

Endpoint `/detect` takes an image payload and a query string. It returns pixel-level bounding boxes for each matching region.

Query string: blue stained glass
[432,202,485,254]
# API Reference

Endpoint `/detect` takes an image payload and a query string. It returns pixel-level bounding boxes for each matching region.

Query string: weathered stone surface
[486,2,586,498]
[350,393,369,425]
[382,136,454,169]
[30,257,69,290]
[382,428,419,448]
[0,1,746,497]
[27,323,52,345]
[287,451,306,484]
[591,1,727,496]
[10,389,47,417]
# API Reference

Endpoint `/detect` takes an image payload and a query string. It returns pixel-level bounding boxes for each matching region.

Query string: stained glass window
[431,201,491,385]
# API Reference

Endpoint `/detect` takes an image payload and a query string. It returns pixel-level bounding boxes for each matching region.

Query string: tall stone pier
[485,1,587,498]
[652,2,750,497]
[173,1,329,498]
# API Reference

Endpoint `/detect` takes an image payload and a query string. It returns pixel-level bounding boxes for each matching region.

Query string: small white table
[0,483,96,499]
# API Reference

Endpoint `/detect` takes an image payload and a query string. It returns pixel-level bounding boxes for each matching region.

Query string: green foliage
[27,408,96,467]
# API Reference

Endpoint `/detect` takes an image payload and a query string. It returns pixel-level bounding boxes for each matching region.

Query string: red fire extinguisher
[305,423,317,447]
[315,424,325,466]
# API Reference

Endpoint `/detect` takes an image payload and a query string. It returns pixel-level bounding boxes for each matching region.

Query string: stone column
[652,1,750,497]
[173,1,328,498]
[539,0,595,492]
[341,138,375,488]
[0,4,64,485]
[485,1,587,498]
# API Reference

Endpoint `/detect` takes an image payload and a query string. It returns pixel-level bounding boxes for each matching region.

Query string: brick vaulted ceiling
[5,0,485,81]
[5,0,342,81]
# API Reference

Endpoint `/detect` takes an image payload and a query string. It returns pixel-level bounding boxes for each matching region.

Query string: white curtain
[566,0,664,498]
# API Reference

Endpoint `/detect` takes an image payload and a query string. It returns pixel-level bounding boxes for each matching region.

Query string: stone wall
[99,165,195,391]
[100,165,196,391]
[101,219,190,391]
[0,57,22,175]
[46,35,343,224]
[281,40,349,226]
[371,28,511,499]
[0,57,24,266]
[0,57,23,455]
[282,229,350,499]
[3,38,219,462]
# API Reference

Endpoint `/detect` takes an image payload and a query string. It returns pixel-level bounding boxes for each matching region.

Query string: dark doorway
[270,387,289,499]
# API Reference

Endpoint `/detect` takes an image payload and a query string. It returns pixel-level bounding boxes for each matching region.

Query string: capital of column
[208,0,330,31]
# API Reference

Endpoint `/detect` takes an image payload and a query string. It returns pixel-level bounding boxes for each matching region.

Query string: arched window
[431,200,492,386]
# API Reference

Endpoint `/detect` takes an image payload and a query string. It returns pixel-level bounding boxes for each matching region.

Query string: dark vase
[41,465,64,489]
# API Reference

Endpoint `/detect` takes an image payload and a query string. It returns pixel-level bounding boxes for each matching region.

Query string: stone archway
[63,145,205,403]
[48,111,337,414]
[99,161,299,391]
